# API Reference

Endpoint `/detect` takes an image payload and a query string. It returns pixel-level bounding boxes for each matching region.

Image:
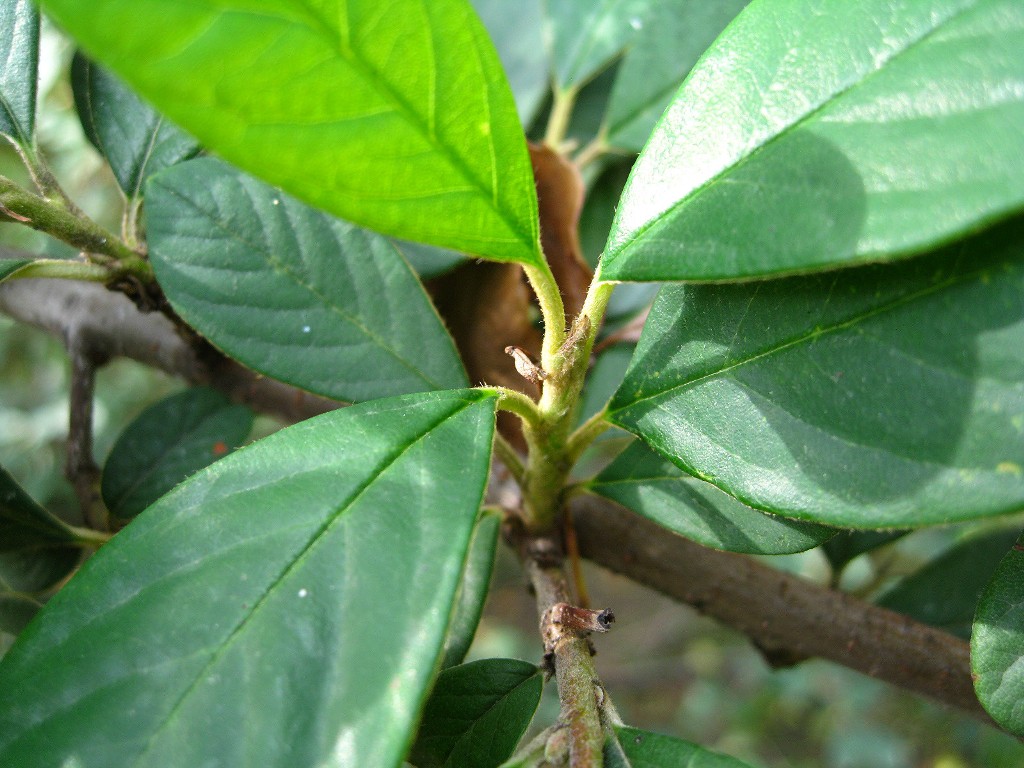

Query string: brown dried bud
[541,602,615,656]
[505,345,548,383]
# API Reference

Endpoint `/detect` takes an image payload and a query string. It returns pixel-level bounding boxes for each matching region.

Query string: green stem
[544,84,580,150]
[574,129,609,170]
[10,259,114,282]
[68,525,113,547]
[492,433,526,485]
[493,386,543,429]
[0,175,151,278]
[522,261,567,366]
[566,406,612,464]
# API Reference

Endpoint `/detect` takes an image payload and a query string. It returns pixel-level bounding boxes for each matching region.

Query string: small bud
[505,345,548,383]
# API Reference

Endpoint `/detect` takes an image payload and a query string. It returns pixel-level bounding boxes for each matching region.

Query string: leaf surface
[589,440,833,554]
[410,658,542,768]
[147,158,468,402]
[0,259,31,283]
[608,725,755,767]
[610,219,1024,527]
[0,389,498,768]
[604,0,749,152]
[0,0,38,146]
[101,387,254,519]
[878,527,1021,638]
[972,531,1024,736]
[40,0,542,265]
[600,0,1024,281]
[71,53,200,200]
[442,510,500,669]
[472,0,547,124]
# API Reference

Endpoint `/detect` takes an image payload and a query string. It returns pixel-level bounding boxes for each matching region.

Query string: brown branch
[570,494,999,729]
[65,336,105,529]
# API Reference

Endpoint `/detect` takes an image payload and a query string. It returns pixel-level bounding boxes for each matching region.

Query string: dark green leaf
[821,529,909,575]
[545,0,654,90]
[0,0,38,146]
[472,0,547,124]
[0,389,497,768]
[604,0,749,152]
[71,53,200,200]
[411,658,542,768]
[0,466,80,595]
[610,725,756,767]
[609,218,1024,527]
[578,345,634,428]
[40,0,543,266]
[878,527,1021,638]
[0,593,40,636]
[972,531,1024,736]
[0,259,31,283]
[147,158,468,402]
[442,510,500,669]
[600,0,1024,281]
[590,441,833,554]
[101,387,254,520]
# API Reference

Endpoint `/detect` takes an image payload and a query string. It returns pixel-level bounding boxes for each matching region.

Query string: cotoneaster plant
[0,0,1022,766]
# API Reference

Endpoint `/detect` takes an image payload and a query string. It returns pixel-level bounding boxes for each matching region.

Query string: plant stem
[574,129,609,170]
[492,432,526,485]
[0,175,151,278]
[69,525,114,546]
[10,259,114,283]
[566,407,612,464]
[544,84,580,151]
[494,386,543,429]
[523,260,567,365]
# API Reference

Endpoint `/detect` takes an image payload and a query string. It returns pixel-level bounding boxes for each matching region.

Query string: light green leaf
[71,53,201,200]
[604,0,749,152]
[410,658,543,768]
[600,0,1024,281]
[0,0,38,146]
[608,725,756,767]
[101,387,254,520]
[0,389,498,768]
[442,510,500,669]
[146,157,468,402]
[589,440,834,554]
[609,218,1024,527]
[40,0,542,265]
[0,259,32,283]
[472,0,548,125]
[544,0,654,90]
[878,527,1021,638]
[972,531,1024,736]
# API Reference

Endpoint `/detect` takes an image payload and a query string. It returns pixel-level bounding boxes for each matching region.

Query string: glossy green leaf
[604,0,749,152]
[101,387,254,520]
[71,53,200,200]
[410,658,543,768]
[544,0,654,90]
[590,441,833,554]
[972,531,1024,736]
[0,389,498,768]
[40,0,542,266]
[147,157,468,402]
[0,259,31,283]
[609,218,1024,528]
[878,527,1021,638]
[0,0,38,146]
[442,510,500,669]
[600,0,1024,281]
[609,725,756,767]
[472,0,547,125]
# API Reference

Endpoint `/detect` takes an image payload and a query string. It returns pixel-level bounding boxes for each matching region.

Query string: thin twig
[65,337,106,530]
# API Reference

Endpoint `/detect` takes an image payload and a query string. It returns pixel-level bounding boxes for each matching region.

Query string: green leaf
[609,725,756,767]
[471,0,548,125]
[410,658,543,768]
[0,259,32,283]
[878,527,1021,638]
[442,510,500,669]
[972,531,1024,736]
[0,389,498,768]
[394,238,467,280]
[0,0,38,146]
[609,218,1024,528]
[589,440,833,554]
[70,53,200,200]
[821,529,909,575]
[40,0,542,266]
[146,157,468,402]
[0,466,80,595]
[600,0,1024,281]
[604,0,749,152]
[544,0,653,90]
[101,387,254,520]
